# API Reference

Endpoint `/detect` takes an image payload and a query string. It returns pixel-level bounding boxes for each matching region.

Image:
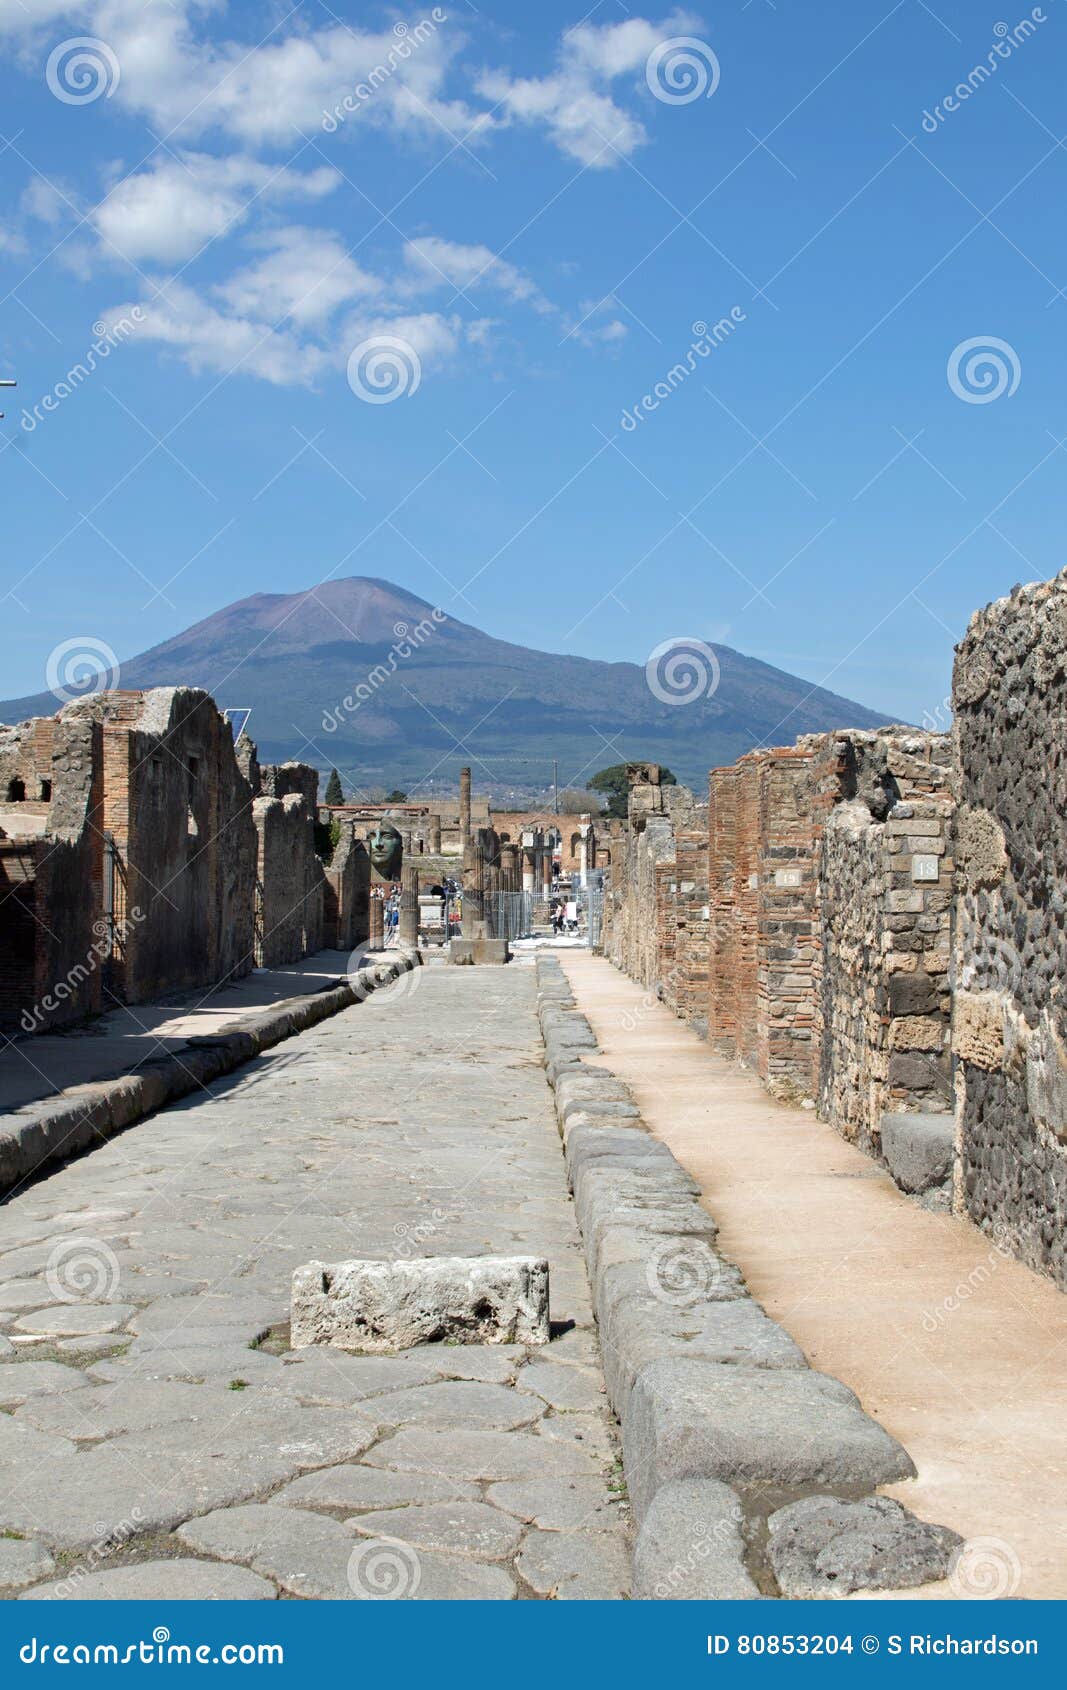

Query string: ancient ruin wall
[953,572,1067,1285]
[255,783,326,968]
[813,734,955,1150]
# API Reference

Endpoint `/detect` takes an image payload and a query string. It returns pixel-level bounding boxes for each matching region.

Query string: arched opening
[6,778,25,803]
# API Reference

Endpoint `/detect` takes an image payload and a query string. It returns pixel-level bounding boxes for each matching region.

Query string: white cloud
[567,295,630,347]
[477,12,703,167]
[403,235,553,313]
[215,227,382,329]
[98,281,332,387]
[20,176,75,225]
[0,2,486,151]
[92,152,339,265]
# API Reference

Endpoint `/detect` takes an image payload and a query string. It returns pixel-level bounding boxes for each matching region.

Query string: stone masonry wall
[953,570,1067,1286]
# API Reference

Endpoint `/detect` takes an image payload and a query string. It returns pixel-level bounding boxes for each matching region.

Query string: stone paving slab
[0,963,630,1598]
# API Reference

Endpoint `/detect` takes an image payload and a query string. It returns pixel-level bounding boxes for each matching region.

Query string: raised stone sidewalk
[0,960,630,1600]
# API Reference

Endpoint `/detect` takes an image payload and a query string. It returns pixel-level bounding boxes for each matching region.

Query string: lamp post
[1,379,15,419]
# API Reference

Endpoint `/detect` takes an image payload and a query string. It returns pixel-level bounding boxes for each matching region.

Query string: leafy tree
[323,768,344,805]
[384,788,408,803]
[589,762,676,819]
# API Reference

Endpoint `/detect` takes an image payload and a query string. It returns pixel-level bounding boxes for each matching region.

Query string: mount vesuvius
[0,579,896,795]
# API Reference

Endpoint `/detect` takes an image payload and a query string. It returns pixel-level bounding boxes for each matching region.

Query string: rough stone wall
[952,571,1067,1286]
[813,734,955,1150]
[672,817,710,1034]
[323,830,370,952]
[255,787,326,968]
[755,749,819,1101]
[98,689,257,1002]
[0,711,103,1033]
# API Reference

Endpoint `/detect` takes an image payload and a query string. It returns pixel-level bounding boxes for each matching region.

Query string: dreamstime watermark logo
[347,1537,422,1599]
[920,11,1046,132]
[322,610,445,731]
[46,637,120,705]
[346,942,423,1005]
[646,1239,723,1307]
[646,637,721,707]
[45,1510,146,1600]
[20,909,145,1034]
[393,1207,449,1261]
[949,1535,1023,1599]
[947,337,1020,404]
[645,36,720,105]
[651,1510,743,1598]
[619,310,745,432]
[46,1237,122,1304]
[919,1225,1014,1332]
[323,11,448,132]
[21,311,144,433]
[347,336,421,404]
[46,36,120,105]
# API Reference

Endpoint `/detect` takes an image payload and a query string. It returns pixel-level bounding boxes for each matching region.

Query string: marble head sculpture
[368,822,403,881]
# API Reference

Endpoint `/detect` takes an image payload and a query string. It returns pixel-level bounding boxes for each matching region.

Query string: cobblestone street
[0,960,630,1601]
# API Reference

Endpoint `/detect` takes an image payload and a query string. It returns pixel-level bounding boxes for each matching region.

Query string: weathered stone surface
[0,1360,92,1409]
[10,1302,136,1338]
[291,1256,550,1353]
[487,1477,625,1534]
[880,1112,954,1195]
[632,1479,759,1600]
[357,1379,545,1431]
[178,1504,515,1600]
[351,1500,522,1560]
[767,1495,962,1598]
[624,1360,915,1520]
[0,1538,55,1591]
[517,1529,631,1600]
[269,1350,442,1406]
[276,1467,480,1512]
[517,1360,606,1412]
[366,1427,606,1481]
[20,1560,277,1600]
[0,1400,379,1549]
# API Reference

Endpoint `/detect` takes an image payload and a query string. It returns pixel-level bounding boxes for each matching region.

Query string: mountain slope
[0,577,897,794]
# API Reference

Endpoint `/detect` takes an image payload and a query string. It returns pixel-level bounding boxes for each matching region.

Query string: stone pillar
[368,893,384,950]
[351,842,370,946]
[399,866,419,948]
[460,767,472,864]
[429,814,441,853]
[462,838,485,938]
[541,844,553,903]
[522,832,536,895]
[501,843,518,895]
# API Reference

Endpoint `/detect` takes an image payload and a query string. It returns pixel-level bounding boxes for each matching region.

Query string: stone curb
[532,952,946,1602]
[0,953,421,1194]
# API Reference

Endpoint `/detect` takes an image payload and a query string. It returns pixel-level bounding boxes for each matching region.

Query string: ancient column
[399,866,420,947]
[501,842,518,895]
[541,843,553,903]
[459,767,472,865]
[429,813,442,853]
[462,837,485,938]
[368,892,384,950]
[522,833,536,896]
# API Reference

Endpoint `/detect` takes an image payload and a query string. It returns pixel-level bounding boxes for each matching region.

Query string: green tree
[588,762,676,819]
[384,788,408,803]
[323,768,344,805]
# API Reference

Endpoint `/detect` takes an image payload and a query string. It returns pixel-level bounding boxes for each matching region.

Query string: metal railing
[486,891,533,942]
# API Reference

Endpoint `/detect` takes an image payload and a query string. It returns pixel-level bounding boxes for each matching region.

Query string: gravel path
[0,959,630,1600]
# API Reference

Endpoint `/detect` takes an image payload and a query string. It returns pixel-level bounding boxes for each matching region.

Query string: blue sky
[1,0,1063,729]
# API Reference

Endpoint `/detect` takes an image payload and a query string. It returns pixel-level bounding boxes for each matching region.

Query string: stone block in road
[291,1255,550,1353]
[632,1479,760,1600]
[624,1359,916,1520]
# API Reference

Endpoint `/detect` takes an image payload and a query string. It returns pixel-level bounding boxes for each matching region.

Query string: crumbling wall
[813,734,955,1150]
[100,689,257,1002]
[953,571,1067,1286]
[323,829,370,952]
[254,777,326,968]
